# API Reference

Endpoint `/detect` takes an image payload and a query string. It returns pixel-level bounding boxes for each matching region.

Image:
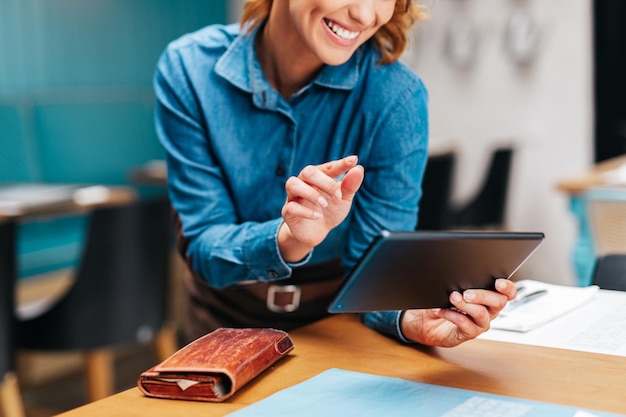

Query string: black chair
[0,220,26,417]
[417,151,456,230]
[16,198,178,402]
[447,147,513,229]
[591,254,626,291]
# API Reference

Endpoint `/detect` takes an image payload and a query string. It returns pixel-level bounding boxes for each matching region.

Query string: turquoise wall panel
[18,216,88,277]
[0,0,227,278]
[0,104,37,181]
[0,0,227,92]
[34,98,163,184]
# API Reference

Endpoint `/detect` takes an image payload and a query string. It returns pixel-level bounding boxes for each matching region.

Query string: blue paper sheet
[227,368,624,417]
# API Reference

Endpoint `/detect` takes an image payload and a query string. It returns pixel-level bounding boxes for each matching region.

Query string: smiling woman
[155,0,519,349]
[252,0,404,91]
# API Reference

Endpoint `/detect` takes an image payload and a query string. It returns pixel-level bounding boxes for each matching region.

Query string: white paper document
[490,279,599,332]
[482,285,626,357]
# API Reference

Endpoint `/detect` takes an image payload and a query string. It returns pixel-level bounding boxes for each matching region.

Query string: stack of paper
[0,183,80,215]
[491,279,599,332]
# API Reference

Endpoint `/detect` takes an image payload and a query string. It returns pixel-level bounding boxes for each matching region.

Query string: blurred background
[1,0,625,415]
[407,0,593,285]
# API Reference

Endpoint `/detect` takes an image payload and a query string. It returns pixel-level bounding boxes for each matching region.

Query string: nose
[348,0,377,28]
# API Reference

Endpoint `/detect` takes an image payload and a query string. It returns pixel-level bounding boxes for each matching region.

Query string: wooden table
[556,154,626,195]
[0,185,137,222]
[128,160,167,186]
[56,314,626,417]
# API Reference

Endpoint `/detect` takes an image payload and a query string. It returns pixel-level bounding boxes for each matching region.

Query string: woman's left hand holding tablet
[400,278,518,347]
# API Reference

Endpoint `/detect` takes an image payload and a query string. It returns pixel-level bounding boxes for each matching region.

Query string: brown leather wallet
[137,328,294,402]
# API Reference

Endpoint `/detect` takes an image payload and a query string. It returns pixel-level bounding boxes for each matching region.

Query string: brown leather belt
[246,277,345,313]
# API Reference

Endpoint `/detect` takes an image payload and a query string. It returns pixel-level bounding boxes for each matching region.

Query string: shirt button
[275,165,286,176]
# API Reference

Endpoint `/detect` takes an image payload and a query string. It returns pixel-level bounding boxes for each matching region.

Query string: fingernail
[334,189,342,199]
[463,291,476,302]
[313,211,323,219]
[495,279,507,290]
[451,291,462,303]
[318,196,328,207]
[345,155,357,163]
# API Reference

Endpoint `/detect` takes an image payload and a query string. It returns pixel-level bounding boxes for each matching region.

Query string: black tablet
[327,230,544,313]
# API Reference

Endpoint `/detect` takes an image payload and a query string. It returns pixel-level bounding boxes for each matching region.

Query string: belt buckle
[266,284,301,313]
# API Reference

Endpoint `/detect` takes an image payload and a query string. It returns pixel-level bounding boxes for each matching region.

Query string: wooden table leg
[0,371,26,417]
[84,349,114,402]
[153,322,178,362]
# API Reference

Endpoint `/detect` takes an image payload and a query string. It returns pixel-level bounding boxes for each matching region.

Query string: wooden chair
[16,198,178,402]
[0,220,26,417]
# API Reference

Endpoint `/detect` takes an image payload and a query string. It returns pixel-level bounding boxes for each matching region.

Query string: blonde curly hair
[240,0,428,64]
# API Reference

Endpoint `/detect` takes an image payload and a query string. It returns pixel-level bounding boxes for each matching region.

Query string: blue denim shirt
[154,23,429,342]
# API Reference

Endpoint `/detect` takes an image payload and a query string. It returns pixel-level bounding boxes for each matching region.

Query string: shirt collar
[214,22,361,101]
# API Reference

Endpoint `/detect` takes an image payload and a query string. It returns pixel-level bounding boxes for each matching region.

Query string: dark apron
[182,258,344,342]
[173,206,344,342]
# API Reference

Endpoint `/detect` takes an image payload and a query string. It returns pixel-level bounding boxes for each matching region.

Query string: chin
[319,50,356,66]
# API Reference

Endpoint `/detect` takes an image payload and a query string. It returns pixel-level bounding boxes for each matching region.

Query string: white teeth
[325,20,359,40]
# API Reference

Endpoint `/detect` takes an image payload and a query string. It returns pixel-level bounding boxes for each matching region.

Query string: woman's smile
[323,18,361,42]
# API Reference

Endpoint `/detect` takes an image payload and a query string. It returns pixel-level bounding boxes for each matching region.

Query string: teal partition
[18,217,88,277]
[34,98,163,184]
[0,0,227,279]
[0,104,38,181]
[568,196,595,286]
[0,0,227,93]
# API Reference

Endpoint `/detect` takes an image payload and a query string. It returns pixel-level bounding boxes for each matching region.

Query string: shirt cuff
[244,218,292,281]
[274,221,313,268]
[361,310,414,344]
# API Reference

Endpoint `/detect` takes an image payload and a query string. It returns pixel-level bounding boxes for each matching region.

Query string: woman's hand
[278,155,364,263]
[400,278,517,347]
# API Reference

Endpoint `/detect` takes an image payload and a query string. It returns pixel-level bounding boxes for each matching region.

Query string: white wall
[228,0,246,23]
[405,0,594,285]
[227,0,594,285]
